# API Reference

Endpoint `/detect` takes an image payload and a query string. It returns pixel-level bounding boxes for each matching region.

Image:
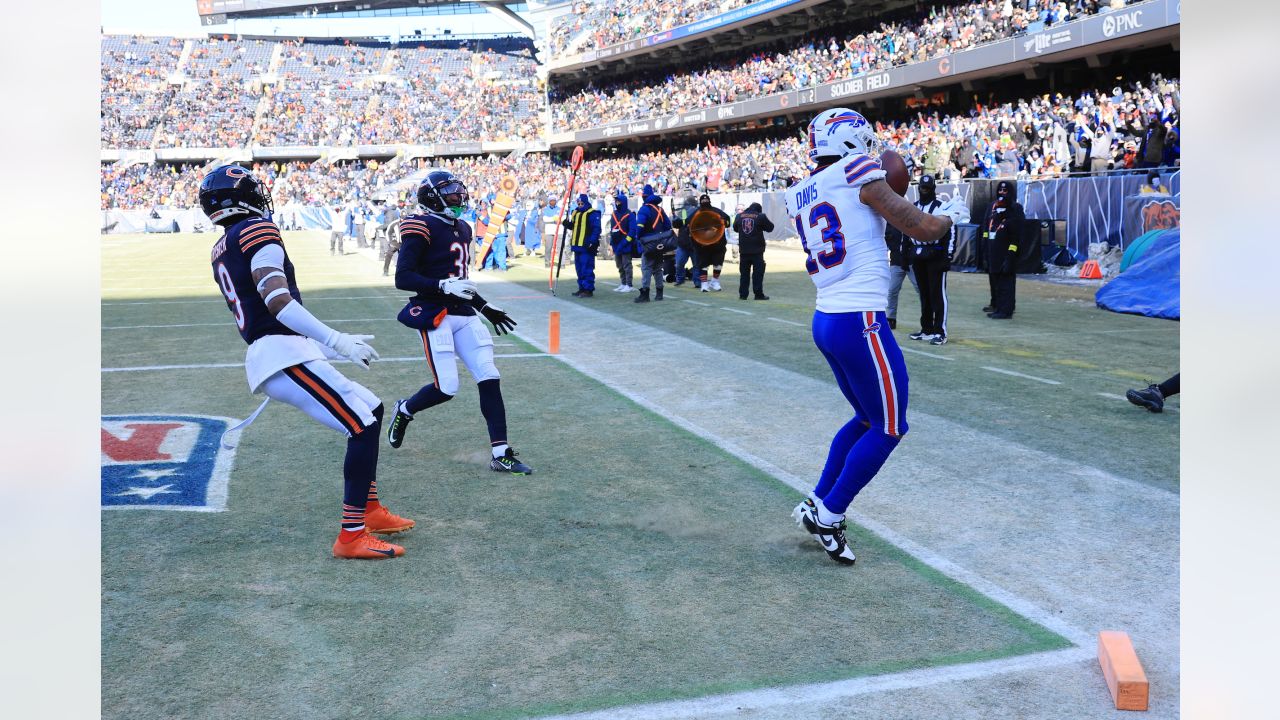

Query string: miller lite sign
[101,415,240,511]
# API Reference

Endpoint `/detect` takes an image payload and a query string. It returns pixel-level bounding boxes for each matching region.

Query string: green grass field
[101,232,1176,719]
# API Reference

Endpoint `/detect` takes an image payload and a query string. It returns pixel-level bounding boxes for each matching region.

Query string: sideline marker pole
[548,311,561,355]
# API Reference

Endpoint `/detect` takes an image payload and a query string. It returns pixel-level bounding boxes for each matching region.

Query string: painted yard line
[102,294,398,306]
[720,307,753,315]
[981,366,1062,385]
[101,353,549,373]
[534,647,1093,720]
[682,299,711,307]
[766,317,805,327]
[958,326,1175,341]
[104,317,400,330]
[901,346,956,361]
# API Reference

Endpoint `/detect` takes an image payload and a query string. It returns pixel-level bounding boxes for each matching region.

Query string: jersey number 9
[215,262,246,330]
[794,202,846,275]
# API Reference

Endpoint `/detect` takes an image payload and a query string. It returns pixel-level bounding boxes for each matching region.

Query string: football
[880,149,910,196]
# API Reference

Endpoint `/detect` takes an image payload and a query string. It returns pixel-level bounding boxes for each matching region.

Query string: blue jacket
[636,192,671,240]
[563,199,601,252]
[608,194,639,255]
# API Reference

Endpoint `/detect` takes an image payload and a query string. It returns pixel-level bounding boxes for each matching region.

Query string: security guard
[984,180,1024,319]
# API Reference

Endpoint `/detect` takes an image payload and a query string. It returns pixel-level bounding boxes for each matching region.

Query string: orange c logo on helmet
[225,166,248,179]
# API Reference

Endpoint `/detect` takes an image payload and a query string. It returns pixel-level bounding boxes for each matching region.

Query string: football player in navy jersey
[201,165,414,560]
[385,170,533,475]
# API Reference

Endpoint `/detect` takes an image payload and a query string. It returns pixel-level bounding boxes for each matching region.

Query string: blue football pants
[810,310,910,514]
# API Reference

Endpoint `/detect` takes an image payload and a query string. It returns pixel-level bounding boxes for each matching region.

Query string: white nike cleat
[793,500,856,565]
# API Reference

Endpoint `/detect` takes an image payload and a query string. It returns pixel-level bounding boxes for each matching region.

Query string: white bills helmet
[807,108,881,163]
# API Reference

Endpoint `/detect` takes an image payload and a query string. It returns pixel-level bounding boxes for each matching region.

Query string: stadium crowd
[101,35,543,149]
[549,0,755,56]
[551,0,1139,130]
[100,36,184,148]
[103,71,1177,211]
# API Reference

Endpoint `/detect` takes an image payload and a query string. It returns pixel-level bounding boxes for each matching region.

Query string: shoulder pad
[237,217,282,253]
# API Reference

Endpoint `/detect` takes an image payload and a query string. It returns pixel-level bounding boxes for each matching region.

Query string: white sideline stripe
[720,307,752,315]
[901,347,956,361]
[103,294,397,306]
[104,318,395,330]
[533,648,1093,720]
[101,353,548,373]
[682,299,711,307]
[981,366,1062,385]
[766,317,805,327]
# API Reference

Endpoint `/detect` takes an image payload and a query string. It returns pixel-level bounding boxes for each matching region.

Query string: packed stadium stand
[549,0,757,56]
[100,35,184,148]
[100,34,542,151]
[550,0,1146,131]
[100,0,1180,256]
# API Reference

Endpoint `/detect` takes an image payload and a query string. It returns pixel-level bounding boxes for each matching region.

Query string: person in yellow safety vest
[561,193,601,298]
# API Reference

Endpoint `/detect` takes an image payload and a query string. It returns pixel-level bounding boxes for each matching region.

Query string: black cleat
[908,330,935,341]
[754,294,770,301]
[386,400,414,448]
[792,500,856,565]
[491,447,533,475]
[982,305,995,313]
[986,312,1012,319]
[1126,384,1165,413]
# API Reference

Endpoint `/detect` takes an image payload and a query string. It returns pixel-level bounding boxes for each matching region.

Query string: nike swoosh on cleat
[370,547,396,557]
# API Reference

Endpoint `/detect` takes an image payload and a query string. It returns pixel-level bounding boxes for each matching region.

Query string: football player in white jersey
[786,108,953,564]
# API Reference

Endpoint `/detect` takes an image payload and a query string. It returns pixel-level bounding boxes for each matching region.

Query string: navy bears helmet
[199,165,274,225]
[417,170,470,219]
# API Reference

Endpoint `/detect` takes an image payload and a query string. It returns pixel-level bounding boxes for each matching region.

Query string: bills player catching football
[786,109,953,565]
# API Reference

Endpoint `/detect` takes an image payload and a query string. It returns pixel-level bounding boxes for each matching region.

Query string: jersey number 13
[794,202,846,275]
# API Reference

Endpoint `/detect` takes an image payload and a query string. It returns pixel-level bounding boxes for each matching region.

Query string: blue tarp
[1095,229,1180,320]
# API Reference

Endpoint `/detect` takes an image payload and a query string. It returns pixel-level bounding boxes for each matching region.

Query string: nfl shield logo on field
[101,415,240,511]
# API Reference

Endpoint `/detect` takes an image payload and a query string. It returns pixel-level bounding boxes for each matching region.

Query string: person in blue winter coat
[634,184,674,303]
[561,193,600,298]
[608,191,639,293]
[520,199,543,257]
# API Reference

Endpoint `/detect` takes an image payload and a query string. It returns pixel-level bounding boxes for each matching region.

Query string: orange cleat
[332,530,404,560]
[364,504,416,535]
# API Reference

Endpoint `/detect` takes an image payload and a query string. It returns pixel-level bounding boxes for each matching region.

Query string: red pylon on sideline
[1079,259,1103,279]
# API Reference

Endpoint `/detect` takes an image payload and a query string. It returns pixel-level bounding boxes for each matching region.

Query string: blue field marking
[101,414,240,512]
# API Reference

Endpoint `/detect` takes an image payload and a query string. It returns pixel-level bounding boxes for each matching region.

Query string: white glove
[330,333,379,369]
[439,277,477,300]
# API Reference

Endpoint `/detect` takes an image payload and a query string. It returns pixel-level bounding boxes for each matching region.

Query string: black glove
[587,243,599,256]
[479,303,517,335]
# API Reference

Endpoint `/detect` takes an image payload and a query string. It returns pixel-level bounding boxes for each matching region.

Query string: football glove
[479,303,517,336]
[439,277,477,300]
[331,333,379,369]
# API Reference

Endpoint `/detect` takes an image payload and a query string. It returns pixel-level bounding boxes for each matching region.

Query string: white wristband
[274,300,338,347]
